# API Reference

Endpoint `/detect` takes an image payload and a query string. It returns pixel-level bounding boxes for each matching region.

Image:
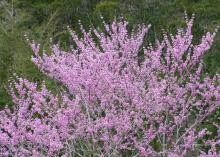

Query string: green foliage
[93,1,119,21]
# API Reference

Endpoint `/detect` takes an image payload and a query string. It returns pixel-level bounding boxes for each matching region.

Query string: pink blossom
[0,14,220,156]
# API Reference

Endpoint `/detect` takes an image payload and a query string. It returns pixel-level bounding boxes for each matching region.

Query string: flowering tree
[0,14,220,157]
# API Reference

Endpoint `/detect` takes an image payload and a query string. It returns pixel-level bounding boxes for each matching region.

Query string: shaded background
[1,0,220,108]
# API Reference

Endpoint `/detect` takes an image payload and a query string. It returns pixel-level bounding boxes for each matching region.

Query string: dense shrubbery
[1,0,220,108]
[0,14,219,156]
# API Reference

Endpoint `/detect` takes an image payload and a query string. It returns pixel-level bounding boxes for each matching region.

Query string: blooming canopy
[0,14,220,157]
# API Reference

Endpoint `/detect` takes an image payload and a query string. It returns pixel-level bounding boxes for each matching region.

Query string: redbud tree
[0,15,220,157]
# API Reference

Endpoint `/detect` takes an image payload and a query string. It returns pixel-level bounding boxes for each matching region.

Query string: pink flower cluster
[0,15,220,156]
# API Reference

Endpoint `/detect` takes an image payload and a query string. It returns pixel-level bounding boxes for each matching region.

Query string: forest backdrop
[1,0,220,108]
